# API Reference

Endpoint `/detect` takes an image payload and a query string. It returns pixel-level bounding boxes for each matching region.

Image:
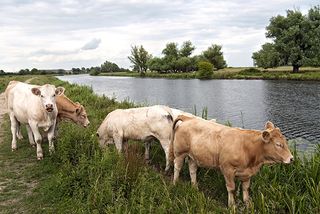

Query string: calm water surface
[57,74,320,149]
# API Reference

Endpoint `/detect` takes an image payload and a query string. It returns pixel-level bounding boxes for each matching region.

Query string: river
[57,74,320,151]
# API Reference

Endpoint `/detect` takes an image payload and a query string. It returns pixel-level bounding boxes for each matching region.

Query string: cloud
[0,0,319,72]
[81,38,101,50]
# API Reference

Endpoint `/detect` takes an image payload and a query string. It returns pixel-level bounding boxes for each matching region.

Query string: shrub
[196,61,214,79]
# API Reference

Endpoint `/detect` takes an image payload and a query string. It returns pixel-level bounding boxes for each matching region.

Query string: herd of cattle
[5,81,294,207]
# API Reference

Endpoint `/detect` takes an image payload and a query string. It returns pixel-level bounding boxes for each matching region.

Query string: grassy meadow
[0,75,319,213]
[99,66,320,80]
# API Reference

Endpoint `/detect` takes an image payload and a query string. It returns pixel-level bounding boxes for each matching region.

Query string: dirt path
[0,92,6,144]
[0,79,39,213]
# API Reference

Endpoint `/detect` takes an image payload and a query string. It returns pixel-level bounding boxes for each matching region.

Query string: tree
[176,57,193,72]
[128,45,152,75]
[264,6,320,72]
[101,60,120,73]
[252,43,280,68]
[202,44,227,69]
[197,61,214,79]
[0,70,5,75]
[179,41,195,57]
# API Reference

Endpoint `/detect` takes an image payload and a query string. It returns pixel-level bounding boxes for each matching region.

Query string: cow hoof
[37,156,43,160]
[11,148,17,151]
[17,135,23,140]
[30,144,36,148]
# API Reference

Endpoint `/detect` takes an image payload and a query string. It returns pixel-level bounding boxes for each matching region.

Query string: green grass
[0,75,319,213]
[99,66,320,80]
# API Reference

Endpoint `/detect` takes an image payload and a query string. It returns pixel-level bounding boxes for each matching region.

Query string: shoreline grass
[98,66,320,81]
[0,75,319,213]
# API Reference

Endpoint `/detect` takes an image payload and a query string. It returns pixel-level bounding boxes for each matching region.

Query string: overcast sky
[0,0,318,72]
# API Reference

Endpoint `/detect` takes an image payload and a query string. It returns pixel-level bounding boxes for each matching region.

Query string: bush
[239,68,261,74]
[196,61,214,79]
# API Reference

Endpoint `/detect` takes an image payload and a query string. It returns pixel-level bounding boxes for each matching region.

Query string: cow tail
[169,115,192,163]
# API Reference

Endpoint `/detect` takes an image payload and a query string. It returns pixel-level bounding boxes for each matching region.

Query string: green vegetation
[253,6,320,72]
[197,61,214,79]
[100,66,320,80]
[0,75,319,213]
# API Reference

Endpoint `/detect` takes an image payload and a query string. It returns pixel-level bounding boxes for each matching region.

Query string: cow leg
[47,123,56,155]
[223,169,236,207]
[159,139,171,172]
[26,124,36,147]
[188,158,198,187]
[114,134,124,152]
[242,178,251,206]
[173,154,186,184]
[144,141,151,163]
[16,121,23,140]
[29,122,43,160]
[9,113,18,151]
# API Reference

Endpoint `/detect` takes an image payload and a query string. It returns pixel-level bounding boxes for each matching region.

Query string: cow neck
[243,130,266,167]
[56,95,79,122]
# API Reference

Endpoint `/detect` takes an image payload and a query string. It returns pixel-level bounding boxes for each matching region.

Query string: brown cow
[171,115,293,207]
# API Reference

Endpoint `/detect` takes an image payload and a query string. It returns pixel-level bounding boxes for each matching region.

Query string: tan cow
[171,115,293,207]
[5,81,65,160]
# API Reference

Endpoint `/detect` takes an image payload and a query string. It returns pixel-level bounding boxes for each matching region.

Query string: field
[0,75,319,213]
[99,66,320,80]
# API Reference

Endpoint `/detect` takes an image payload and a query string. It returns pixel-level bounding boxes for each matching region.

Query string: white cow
[96,105,174,171]
[5,81,65,160]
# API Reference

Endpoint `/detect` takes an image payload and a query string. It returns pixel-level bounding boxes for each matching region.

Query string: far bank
[96,66,320,81]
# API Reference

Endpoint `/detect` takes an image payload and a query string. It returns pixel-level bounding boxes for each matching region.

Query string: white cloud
[0,0,318,72]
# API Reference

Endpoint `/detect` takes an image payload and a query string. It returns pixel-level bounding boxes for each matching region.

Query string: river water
[57,74,320,151]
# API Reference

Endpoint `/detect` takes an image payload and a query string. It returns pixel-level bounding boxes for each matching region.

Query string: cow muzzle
[284,155,294,164]
[45,104,54,112]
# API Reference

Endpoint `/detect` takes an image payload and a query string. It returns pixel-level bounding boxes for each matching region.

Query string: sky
[0,0,318,72]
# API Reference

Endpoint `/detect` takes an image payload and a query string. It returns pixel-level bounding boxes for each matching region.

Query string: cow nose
[46,104,53,109]
[290,157,294,163]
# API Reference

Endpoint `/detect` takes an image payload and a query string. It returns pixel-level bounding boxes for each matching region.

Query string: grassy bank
[99,66,320,80]
[0,75,319,213]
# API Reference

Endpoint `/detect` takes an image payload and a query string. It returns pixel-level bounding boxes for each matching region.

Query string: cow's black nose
[290,157,294,162]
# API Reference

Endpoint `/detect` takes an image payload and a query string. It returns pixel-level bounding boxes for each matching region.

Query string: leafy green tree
[264,6,320,72]
[197,61,214,79]
[176,57,192,72]
[101,60,120,73]
[162,42,179,59]
[128,45,152,75]
[252,43,280,68]
[147,57,164,73]
[0,70,5,75]
[202,44,227,69]
[89,67,101,76]
[179,41,195,57]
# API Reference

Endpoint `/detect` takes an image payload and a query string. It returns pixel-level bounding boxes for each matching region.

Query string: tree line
[128,41,227,75]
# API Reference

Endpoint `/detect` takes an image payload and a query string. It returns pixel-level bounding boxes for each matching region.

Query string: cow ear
[76,106,82,115]
[31,88,41,96]
[265,121,275,130]
[262,131,271,143]
[55,87,65,95]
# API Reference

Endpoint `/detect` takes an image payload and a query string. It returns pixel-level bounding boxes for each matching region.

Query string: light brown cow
[55,94,90,127]
[171,115,293,207]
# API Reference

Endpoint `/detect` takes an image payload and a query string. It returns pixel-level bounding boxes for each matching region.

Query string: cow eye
[276,142,283,148]
[40,95,44,98]
[53,94,56,97]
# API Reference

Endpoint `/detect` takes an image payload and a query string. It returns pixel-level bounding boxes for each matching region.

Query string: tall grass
[1,75,319,213]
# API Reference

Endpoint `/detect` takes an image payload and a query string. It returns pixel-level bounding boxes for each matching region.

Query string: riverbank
[99,66,320,80]
[0,75,319,213]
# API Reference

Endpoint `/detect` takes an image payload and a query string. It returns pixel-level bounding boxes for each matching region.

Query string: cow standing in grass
[171,115,293,207]
[5,81,65,160]
[96,105,174,172]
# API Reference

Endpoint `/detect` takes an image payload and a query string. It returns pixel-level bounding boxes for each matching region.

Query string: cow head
[96,129,114,149]
[74,102,90,127]
[262,121,294,164]
[31,84,65,113]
